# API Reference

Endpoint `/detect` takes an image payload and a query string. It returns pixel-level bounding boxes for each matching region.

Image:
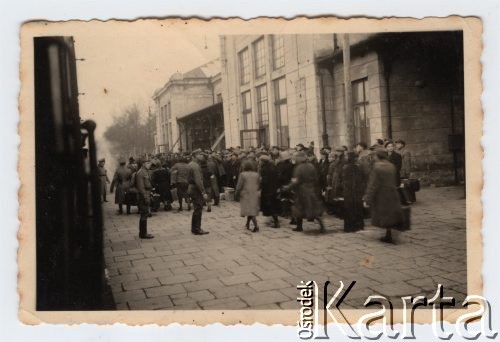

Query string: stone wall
[388,52,464,185]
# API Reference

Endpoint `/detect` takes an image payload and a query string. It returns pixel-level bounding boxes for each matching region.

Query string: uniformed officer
[110,157,132,214]
[135,158,154,239]
[188,149,209,235]
[97,158,110,202]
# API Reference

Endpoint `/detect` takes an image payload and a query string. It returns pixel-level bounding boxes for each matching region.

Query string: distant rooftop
[183,58,221,79]
[153,58,221,99]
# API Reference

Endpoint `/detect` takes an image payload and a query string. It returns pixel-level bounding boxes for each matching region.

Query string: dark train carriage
[34,36,113,310]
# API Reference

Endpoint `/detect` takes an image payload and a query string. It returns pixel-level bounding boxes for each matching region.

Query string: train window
[48,44,65,153]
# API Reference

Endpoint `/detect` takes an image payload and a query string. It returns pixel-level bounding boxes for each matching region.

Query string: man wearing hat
[355,142,371,178]
[187,149,209,235]
[318,147,331,194]
[295,143,305,152]
[97,158,110,202]
[135,158,154,239]
[110,157,132,214]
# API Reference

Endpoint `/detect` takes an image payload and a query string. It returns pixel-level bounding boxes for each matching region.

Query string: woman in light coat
[235,160,261,232]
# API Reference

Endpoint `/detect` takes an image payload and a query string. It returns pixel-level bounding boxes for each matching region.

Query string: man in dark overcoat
[286,151,325,232]
[135,158,154,239]
[385,141,402,186]
[318,147,331,193]
[259,153,280,228]
[342,152,365,232]
[363,150,404,243]
[187,149,209,235]
[97,158,110,202]
[110,157,132,214]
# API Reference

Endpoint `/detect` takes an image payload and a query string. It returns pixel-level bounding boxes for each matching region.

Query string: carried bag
[398,186,412,205]
[404,178,420,192]
[397,206,411,231]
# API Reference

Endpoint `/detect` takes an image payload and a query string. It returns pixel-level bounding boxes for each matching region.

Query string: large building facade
[152,59,223,153]
[220,33,464,185]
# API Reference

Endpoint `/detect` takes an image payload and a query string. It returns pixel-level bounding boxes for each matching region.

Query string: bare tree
[104,104,155,158]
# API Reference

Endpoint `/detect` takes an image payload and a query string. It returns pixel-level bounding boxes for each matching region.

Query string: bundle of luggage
[150,189,162,212]
[398,178,420,205]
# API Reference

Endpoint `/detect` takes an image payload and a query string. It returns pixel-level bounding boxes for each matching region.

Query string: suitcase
[397,206,411,231]
[400,181,417,203]
[408,178,420,192]
[150,192,161,211]
[398,186,412,205]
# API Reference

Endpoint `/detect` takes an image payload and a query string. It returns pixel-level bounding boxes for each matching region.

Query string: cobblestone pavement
[103,186,466,310]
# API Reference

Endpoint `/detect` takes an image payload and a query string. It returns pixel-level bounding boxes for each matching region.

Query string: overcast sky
[71,22,220,140]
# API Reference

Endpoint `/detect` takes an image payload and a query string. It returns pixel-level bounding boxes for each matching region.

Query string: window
[239,48,251,85]
[352,78,370,144]
[272,35,285,70]
[253,38,266,78]
[167,101,171,120]
[256,84,269,126]
[240,130,259,149]
[241,91,253,130]
[168,122,173,147]
[216,93,222,103]
[274,77,289,148]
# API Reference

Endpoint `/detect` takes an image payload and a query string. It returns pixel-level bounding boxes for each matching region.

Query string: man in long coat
[276,150,295,218]
[342,152,365,232]
[327,147,346,217]
[171,156,191,211]
[286,152,325,232]
[135,158,154,239]
[206,153,221,206]
[318,147,331,194]
[259,153,280,228]
[385,141,402,186]
[187,149,210,235]
[228,153,241,188]
[110,157,131,214]
[97,158,110,202]
[363,150,404,243]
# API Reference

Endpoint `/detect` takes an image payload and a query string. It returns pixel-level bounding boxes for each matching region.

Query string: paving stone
[132,256,164,266]
[241,290,290,307]
[171,264,207,275]
[211,284,256,299]
[188,290,215,302]
[253,268,293,280]
[128,295,174,310]
[108,273,139,285]
[114,253,146,262]
[279,300,300,310]
[172,297,200,309]
[113,289,146,304]
[118,264,153,275]
[103,186,467,310]
[183,278,224,292]
[193,269,233,281]
[248,279,290,292]
[158,273,196,285]
[145,284,186,298]
[122,278,161,291]
[199,297,249,309]
[220,273,260,286]
[151,260,184,271]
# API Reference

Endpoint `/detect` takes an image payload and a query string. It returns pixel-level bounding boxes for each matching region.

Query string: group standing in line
[100,138,415,244]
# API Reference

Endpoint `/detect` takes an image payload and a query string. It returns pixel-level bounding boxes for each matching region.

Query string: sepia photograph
[18,17,482,326]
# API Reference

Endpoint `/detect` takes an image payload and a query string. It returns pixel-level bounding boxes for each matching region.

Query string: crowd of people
[97,138,415,244]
